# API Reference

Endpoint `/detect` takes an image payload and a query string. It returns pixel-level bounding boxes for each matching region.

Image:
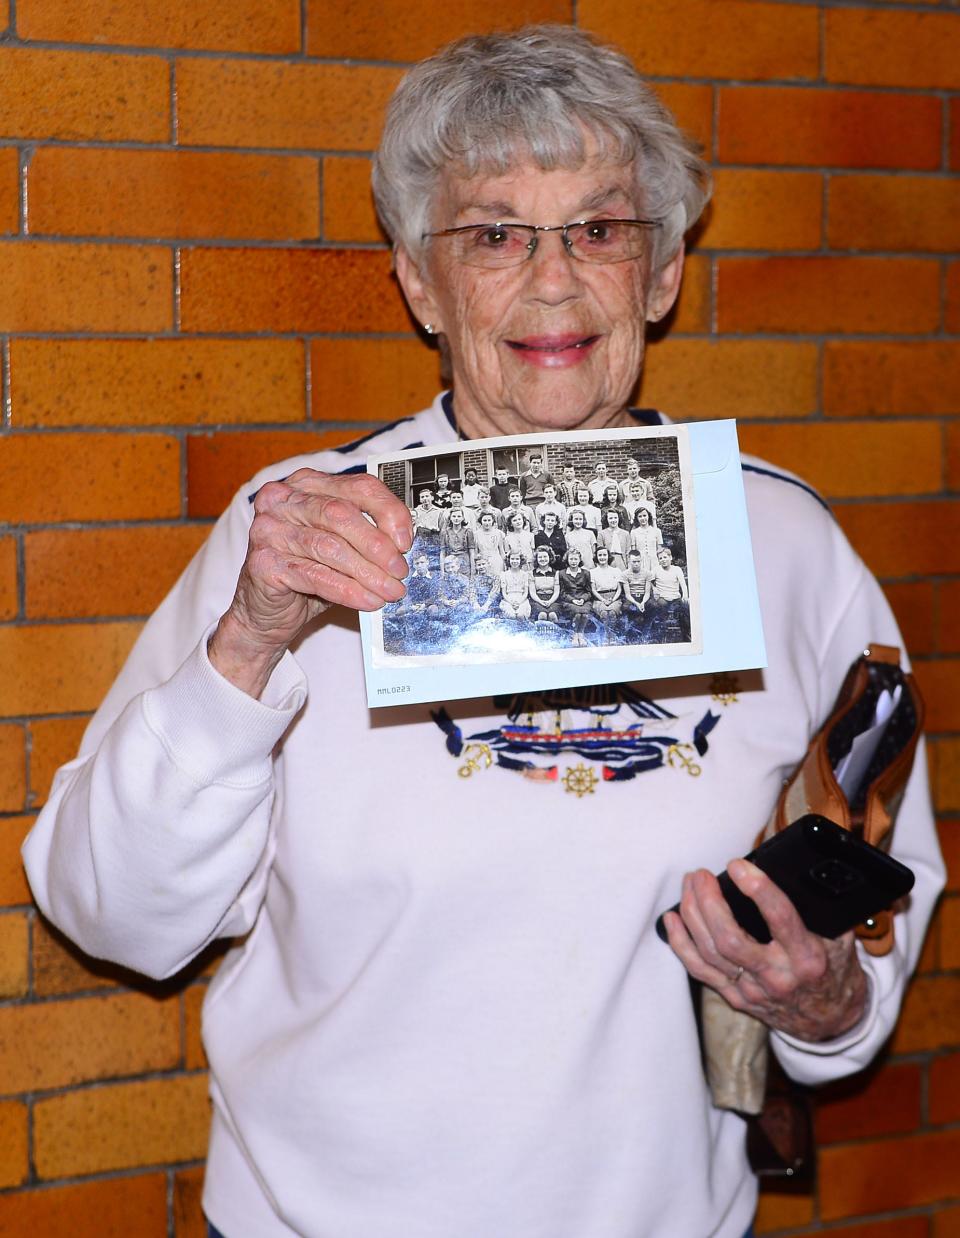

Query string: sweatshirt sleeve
[22,485,308,981]
[769,553,944,1084]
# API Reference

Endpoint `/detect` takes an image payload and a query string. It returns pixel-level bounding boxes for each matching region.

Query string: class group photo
[377,433,695,659]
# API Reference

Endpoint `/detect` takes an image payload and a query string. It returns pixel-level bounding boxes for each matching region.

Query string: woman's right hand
[209,469,413,698]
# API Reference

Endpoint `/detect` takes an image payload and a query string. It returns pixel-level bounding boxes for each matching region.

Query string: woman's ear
[645,243,686,323]
[395,246,444,334]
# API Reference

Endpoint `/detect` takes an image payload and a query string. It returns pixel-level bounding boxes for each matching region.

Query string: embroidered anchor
[667,743,702,777]
[458,742,493,779]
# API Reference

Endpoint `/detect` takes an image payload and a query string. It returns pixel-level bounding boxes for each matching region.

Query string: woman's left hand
[661,860,868,1041]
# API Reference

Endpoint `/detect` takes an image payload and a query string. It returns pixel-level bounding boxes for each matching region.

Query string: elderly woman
[22,24,942,1238]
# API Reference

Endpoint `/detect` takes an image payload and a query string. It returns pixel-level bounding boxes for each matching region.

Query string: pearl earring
[423,323,436,335]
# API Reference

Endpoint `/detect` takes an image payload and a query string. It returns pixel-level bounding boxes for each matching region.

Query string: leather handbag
[701,644,925,1177]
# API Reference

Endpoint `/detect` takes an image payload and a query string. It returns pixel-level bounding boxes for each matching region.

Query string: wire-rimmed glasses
[421,218,662,269]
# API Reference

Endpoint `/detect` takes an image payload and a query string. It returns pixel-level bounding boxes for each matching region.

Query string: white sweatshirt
[23,396,944,1238]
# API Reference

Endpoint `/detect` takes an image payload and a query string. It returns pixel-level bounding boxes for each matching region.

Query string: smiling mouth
[507,335,600,353]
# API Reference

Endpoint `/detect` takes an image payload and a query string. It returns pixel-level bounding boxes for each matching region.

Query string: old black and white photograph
[368,426,700,669]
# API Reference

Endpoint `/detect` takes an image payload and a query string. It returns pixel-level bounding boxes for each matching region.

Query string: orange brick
[892,975,960,1053]
[914,661,960,735]
[186,428,356,518]
[0,432,179,523]
[824,342,960,418]
[931,1053,960,1126]
[935,1206,960,1238]
[656,83,713,156]
[34,1073,210,1178]
[718,87,941,170]
[25,525,210,620]
[0,622,141,717]
[940,896,960,971]
[947,263,960,333]
[0,241,171,332]
[18,0,301,52]
[174,1165,207,1238]
[820,1127,960,1218]
[950,423,960,493]
[29,148,319,242]
[817,1221,928,1238]
[670,251,710,334]
[0,1173,167,1236]
[308,0,571,59]
[882,581,934,656]
[939,820,960,893]
[0,910,28,999]
[0,534,16,621]
[177,60,402,151]
[836,502,960,579]
[917,902,941,975]
[754,1186,814,1234]
[32,915,123,997]
[815,1062,921,1144]
[641,339,817,419]
[826,8,960,91]
[12,337,306,429]
[323,156,382,244]
[180,247,408,334]
[0,724,26,813]
[952,100,960,173]
[699,169,822,251]
[311,338,441,424]
[941,581,960,655]
[0,1100,28,1190]
[0,815,33,907]
[933,739,960,814]
[580,0,818,81]
[717,257,939,334]
[0,146,17,235]
[183,983,207,1070]
[0,47,168,142]
[738,422,941,500]
[0,991,179,1093]
[830,175,960,254]
[28,716,88,808]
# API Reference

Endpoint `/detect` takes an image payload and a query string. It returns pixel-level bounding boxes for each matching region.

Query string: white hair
[372,25,710,273]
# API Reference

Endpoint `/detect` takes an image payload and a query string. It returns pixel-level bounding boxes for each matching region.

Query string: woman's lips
[506,334,600,368]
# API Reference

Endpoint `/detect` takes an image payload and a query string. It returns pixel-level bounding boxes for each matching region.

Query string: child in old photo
[474,510,506,573]
[534,511,567,568]
[590,546,623,623]
[564,507,596,569]
[630,506,664,575]
[504,511,536,568]
[499,551,532,620]
[599,508,631,571]
[529,546,560,622]
[558,546,593,646]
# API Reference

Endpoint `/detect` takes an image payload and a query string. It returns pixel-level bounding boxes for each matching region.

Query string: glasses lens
[451,225,533,268]
[567,220,647,263]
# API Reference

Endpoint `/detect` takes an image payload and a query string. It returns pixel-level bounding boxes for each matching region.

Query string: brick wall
[0,1,957,1233]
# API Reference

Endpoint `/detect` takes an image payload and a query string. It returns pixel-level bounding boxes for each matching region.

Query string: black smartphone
[655,814,914,945]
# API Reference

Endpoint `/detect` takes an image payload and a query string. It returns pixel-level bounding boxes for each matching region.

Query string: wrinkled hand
[662,859,868,1041]
[209,469,412,698]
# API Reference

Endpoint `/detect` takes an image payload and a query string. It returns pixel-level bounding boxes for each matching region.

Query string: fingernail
[398,527,413,553]
[729,859,748,880]
[390,553,409,577]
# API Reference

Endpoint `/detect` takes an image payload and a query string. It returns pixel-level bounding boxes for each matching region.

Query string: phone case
[656,814,914,944]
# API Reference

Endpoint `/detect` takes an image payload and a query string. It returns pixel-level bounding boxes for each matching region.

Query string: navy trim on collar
[741,462,832,513]
[332,417,415,455]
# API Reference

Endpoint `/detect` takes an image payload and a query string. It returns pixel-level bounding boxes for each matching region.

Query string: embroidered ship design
[434,684,720,785]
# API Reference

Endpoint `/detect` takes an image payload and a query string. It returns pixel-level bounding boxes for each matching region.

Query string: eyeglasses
[421,218,661,269]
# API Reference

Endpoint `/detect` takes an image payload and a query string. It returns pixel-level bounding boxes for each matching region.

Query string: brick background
[0,2,956,1234]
